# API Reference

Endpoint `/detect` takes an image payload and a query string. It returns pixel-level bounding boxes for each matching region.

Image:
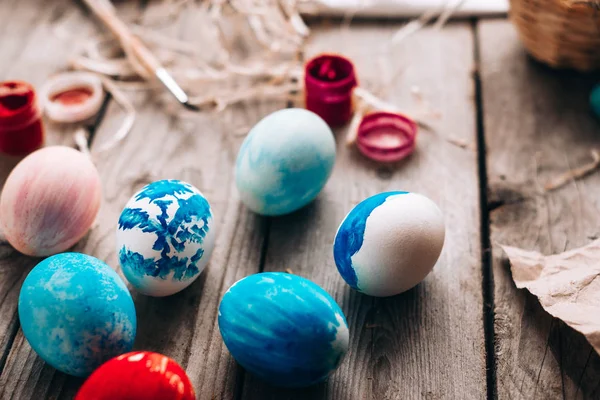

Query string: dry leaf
[501,240,600,354]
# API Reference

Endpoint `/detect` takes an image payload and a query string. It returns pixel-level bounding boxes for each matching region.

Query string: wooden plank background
[0,1,106,398]
[479,20,600,400]
[0,1,600,399]
[242,21,485,400]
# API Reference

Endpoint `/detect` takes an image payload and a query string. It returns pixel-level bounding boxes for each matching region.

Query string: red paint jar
[0,81,44,156]
[357,111,418,162]
[304,54,358,127]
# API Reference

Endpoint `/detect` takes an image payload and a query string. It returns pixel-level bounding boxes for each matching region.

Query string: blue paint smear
[18,253,136,377]
[134,179,194,202]
[218,272,349,388]
[119,246,202,282]
[333,191,408,290]
[118,180,211,281]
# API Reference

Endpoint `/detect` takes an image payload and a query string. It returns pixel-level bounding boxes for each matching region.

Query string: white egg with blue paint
[334,191,445,297]
[116,179,216,297]
[235,108,336,216]
[218,272,349,388]
[18,253,136,377]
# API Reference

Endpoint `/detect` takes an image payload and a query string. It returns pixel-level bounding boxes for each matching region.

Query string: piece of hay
[544,149,600,191]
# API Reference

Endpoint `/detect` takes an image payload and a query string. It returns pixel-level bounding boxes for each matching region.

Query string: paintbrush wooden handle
[81,0,161,76]
[81,0,195,108]
[127,36,162,74]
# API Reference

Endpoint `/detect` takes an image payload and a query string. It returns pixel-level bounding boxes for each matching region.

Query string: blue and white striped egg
[18,253,136,377]
[235,108,336,216]
[218,272,349,388]
[334,191,445,297]
[116,180,216,297]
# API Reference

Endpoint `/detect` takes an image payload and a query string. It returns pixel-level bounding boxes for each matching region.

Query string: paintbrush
[81,0,198,111]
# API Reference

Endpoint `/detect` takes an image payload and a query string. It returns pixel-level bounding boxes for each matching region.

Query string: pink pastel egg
[0,146,101,256]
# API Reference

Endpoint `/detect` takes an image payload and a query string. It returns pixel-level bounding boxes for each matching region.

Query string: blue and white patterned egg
[334,191,445,297]
[235,108,336,216]
[218,272,349,388]
[18,253,136,377]
[116,179,216,297]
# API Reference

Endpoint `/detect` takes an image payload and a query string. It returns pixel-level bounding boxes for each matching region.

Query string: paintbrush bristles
[82,0,196,108]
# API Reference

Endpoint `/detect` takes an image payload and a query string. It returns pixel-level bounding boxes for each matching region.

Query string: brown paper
[501,240,600,354]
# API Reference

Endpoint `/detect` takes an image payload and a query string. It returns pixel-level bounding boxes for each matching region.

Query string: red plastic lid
[0,81,40,131]
[356,111,418,162]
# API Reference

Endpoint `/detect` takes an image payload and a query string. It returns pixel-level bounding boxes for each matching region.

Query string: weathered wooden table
[1,1,600,399]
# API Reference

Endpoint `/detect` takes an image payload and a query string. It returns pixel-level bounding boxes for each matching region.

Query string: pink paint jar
[304,54,358,127]
[0,81,44,156]
[356,112,418,162]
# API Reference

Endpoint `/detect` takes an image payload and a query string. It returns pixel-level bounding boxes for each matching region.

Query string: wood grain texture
[10,9,600,400]
[0,2,290,399]
[241,22,486,400]
[479,19,600,400]
[0,0,93,184]
[77,99,278,400]
[0,0,103,392]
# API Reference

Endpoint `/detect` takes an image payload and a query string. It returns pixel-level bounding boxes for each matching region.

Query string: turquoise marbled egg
[235,108,336,216]
[18,253,136,377]
[218,272,349,388]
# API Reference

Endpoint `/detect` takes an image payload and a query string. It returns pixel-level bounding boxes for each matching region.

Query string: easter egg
[218,272,349,388]
[590,83,600,119]
[235,108,336,216]
[75,351,195,400]
[18,253,136,377]
[116,179,215,297]
[0,146,101,256]
[334,191,445,297]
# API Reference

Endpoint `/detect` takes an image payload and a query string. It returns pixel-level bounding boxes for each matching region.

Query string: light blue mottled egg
[116,179,216,297]
[334,191,445,297]
[235,108,336,216]
[18,253,136,377]
[218,272,349,388]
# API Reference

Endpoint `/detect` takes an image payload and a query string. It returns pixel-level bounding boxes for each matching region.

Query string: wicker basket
[510,0,600,71]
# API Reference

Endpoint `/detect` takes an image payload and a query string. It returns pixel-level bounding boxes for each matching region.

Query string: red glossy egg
[75,351,195,400]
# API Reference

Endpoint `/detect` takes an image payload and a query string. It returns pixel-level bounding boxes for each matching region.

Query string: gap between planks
[1,9,491,400]
[0,0,112,381]
[240,21,486,400]
[472,19,498,400]
[479,19,600,400]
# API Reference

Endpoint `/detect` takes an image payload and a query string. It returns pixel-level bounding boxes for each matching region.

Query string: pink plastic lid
[304,54,358,127]
[356,111,418,162]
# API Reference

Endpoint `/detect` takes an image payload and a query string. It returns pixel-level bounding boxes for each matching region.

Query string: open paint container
[0,81,44,156]
[304,54,358,127]
[41,72,104,123]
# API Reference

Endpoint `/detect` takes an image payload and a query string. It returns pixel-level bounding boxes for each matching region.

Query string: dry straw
[510,0,600,71]
[72,0,466,153]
